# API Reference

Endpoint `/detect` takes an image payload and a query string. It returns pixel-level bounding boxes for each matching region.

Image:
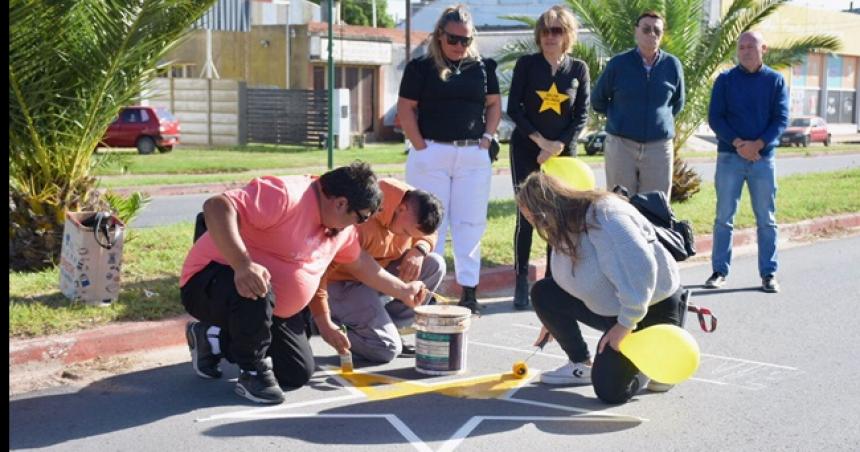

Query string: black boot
[513,273,530,310]
[457,286,482,313]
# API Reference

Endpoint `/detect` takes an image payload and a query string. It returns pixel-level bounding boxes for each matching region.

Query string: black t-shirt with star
[507,52,590,153]
[399,56,500,141]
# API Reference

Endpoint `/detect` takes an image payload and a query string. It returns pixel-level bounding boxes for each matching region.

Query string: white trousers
[405,140,492,287]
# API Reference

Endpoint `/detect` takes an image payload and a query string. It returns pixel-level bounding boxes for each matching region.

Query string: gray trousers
[604,133,674,197]
[328,253,446,363]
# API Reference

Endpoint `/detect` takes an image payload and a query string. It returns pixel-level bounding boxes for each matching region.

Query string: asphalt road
[10,232,860,451]
[131,153,860,228]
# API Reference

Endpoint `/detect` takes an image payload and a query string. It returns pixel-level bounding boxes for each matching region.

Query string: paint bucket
[414,305,472,375]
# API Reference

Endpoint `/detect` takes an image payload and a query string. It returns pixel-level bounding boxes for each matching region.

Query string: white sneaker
[646,380,675,392]
[633,373,675,392]
[540,361,591,385]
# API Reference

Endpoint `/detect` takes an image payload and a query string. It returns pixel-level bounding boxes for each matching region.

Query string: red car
[779,116,831,147]
[100,106,180,154]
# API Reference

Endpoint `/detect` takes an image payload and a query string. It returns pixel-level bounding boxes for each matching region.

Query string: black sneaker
[762,275,780,293]
[704,272,726,289]
[513,273,530,310]
[235,358,285,404]
[186,321,223,379]
[457,286,483,314]
[400,342,416,356]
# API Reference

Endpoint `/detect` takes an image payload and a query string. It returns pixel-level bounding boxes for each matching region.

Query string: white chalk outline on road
[194,367,646,452]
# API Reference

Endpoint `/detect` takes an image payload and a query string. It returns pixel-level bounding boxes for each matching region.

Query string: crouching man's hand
[398,281,428,308]
[315,317,350,354]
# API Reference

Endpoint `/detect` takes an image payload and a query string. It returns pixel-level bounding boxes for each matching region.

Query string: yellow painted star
[536,82,569,115]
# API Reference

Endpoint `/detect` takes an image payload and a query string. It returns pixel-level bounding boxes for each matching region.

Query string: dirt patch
[10,346,189,397]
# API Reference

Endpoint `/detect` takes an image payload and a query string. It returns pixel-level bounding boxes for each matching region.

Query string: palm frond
[765,36,841,69]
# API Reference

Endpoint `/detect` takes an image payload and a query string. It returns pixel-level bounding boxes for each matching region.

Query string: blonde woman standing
[507,5,590,309]
[397,4,501,313]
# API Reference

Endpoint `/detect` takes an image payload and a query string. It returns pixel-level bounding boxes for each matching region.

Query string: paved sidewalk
[9,212,860,374]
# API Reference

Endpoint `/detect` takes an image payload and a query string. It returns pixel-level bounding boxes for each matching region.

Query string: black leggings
[509,133,574,277]
[181,261,315,389]
[531,277,685,404]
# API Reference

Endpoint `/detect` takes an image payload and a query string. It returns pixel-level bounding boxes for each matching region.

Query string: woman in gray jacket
[516,171,685,404]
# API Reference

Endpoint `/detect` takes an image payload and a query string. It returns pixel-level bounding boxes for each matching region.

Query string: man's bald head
[738,31,767,72]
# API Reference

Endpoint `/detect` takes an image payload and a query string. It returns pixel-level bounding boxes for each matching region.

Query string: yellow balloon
[618,324,700,384]
[541,157,596,191]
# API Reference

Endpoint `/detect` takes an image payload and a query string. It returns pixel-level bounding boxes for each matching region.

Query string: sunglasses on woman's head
[443,31,473,47]
[541,26,565,37]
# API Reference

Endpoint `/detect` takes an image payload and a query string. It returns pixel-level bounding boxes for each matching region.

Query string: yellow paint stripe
[338,371,531,401]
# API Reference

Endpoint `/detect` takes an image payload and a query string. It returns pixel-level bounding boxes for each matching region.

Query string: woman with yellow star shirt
[507,5,589,310]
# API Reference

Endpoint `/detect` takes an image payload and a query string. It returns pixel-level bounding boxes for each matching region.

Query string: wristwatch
[413,243,429,256]
[482,132,497,141]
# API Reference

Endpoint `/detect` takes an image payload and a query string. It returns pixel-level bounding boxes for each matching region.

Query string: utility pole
[405,0,411,63]
[327,0,334,169]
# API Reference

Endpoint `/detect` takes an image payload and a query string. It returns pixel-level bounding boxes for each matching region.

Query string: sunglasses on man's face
[541,26,565,37]
[352,208,372,224]
[639,25,663,36]
[443,31,473,47]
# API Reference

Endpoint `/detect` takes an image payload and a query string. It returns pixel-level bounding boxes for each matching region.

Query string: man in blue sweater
[592,10,684,197]
[705,31,789,293]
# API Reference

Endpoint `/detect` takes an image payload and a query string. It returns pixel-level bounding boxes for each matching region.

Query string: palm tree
[9,0,217,271]
[496,0,840,201]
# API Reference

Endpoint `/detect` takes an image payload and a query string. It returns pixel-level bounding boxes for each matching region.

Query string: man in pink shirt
[180,162,426,404]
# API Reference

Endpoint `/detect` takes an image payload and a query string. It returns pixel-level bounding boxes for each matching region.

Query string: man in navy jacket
[705,31,789,293]
[592,10,685,197]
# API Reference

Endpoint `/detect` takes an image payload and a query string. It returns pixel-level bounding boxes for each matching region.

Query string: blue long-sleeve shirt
[591,48,685,143]
[708,64,789,157]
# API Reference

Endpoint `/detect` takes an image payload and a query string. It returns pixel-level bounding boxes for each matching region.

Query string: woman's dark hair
[319,161,383,214]
[404,189,443,235]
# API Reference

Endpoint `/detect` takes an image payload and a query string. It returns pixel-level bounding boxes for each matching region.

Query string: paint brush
[428,291,454,305]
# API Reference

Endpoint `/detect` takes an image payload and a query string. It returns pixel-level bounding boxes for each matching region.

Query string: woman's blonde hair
[427,4,479,81]
[515,172,614,261]
[534,5,578,54]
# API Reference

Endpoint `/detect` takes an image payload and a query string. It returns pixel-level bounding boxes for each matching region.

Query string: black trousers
[530,277,685,404]
[181,261,315,388]
[509,132,575,277]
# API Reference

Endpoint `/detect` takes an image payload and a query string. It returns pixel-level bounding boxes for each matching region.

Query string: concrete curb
[9,212,860,372]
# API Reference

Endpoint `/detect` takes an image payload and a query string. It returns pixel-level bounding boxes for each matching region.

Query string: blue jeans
[711,152,778,278]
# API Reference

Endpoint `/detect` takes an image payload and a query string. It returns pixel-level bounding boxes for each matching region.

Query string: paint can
[414,305,472,375]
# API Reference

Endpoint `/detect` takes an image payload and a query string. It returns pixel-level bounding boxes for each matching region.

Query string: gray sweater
[551,196,681,330]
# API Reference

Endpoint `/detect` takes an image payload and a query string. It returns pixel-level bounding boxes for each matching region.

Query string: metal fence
[245,88,328,147]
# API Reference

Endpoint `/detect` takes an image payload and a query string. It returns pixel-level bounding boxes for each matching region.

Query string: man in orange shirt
[180,163,427,404]
[319,178,445,363]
